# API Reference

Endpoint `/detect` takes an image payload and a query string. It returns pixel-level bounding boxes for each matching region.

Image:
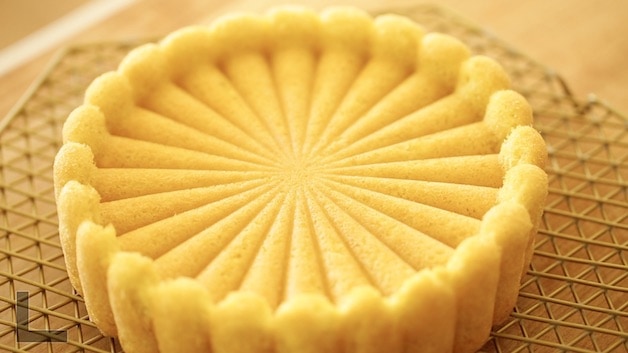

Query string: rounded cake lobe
[446,234,501,353]
[370,13,424,70]
[390,269,456,353]
[83,71,139,139]
[455,55,511,113]
[499,125,549,276]
[209,291,274,352]
[75,221,118,336]
[85,69,134,115]
[208,10,270,57]
[274,294,341,353]
[338,287,400,353]
[56,180,101,293]
[500,162,549,277]
[500,163,548,218]
[107,252,160,353]
[53,142,96,200]
[117,44,171,104]
[483,89,533,141]
[267,6,320,50]
[151,278,213,352]
[499,124,548,169]
[319,6,373,52]
[160,25,216,79]
[479,201,532,324]
[61,105,109,158]
[417,32,471,87]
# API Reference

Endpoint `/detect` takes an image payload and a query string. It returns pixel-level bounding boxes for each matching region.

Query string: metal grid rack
[0,4,626,353]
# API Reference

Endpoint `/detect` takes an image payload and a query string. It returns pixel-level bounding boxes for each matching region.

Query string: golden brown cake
[53,6,548,353]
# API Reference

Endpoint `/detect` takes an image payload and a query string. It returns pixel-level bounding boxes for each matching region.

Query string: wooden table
[1,0,627,120]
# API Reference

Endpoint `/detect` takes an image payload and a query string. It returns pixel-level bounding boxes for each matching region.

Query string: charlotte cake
[54,6,548,353]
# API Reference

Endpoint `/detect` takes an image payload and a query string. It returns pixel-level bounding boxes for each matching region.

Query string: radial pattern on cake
[53,6,548,353]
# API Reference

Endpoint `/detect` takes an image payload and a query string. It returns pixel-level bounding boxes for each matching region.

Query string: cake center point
[283,158,316,186]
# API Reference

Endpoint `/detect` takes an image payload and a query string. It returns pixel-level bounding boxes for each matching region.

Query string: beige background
[1,0,627,118]
[0,0,90,49]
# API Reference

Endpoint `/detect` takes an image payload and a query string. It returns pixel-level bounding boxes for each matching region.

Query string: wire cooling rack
[0,4,626,353]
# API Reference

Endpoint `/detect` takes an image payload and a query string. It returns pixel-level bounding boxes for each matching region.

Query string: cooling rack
[0,4,626,353]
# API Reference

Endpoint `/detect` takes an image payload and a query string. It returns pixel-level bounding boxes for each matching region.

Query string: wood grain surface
[1,0,627,120]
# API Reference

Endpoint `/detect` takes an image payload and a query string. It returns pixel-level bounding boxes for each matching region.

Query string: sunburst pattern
[53,6,549,353]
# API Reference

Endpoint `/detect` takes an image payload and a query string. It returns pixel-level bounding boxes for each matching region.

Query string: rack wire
[0,4,626,353]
